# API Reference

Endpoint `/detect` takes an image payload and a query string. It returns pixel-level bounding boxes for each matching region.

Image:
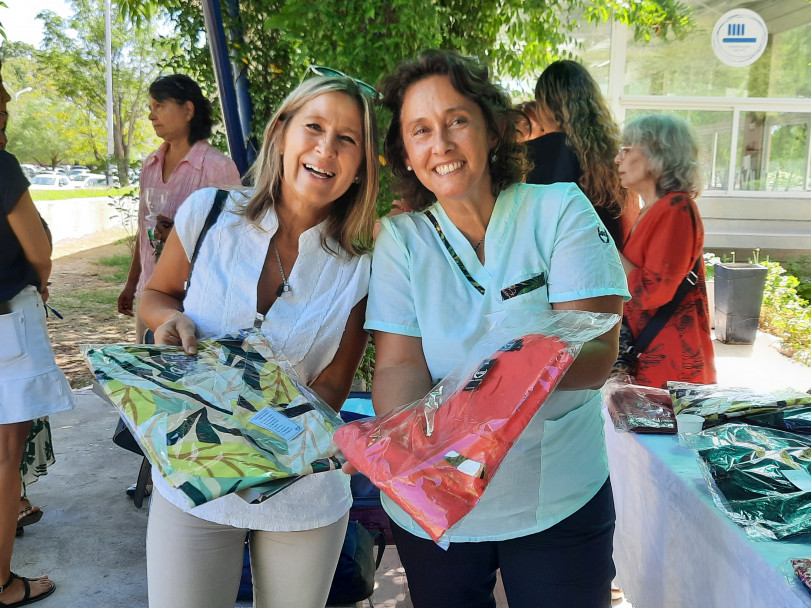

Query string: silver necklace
[272,237,291,297]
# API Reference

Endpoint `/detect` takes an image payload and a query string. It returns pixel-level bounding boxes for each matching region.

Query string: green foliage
[703,252,720,280]
[37,0,168,183]
[760,261,811,366]
[120,0,693,213]
[785,255,811,303]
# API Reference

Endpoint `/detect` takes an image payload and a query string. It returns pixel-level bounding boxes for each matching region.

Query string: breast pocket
[0,311,27,363]
[501,271,548,302]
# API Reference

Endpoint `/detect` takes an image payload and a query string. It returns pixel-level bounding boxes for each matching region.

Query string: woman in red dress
[616,114,716,389]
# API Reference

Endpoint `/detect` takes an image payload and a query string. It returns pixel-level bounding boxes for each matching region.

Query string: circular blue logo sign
[712,9,768,67]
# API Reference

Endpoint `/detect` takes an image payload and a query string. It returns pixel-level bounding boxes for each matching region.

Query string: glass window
[623,12,811,99]
[736,111,811,192]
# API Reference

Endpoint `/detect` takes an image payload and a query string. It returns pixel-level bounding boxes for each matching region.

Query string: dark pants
[392,479,616,608]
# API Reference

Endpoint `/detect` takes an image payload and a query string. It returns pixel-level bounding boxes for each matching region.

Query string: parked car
[73,174,108,188]
[29,173,72,189]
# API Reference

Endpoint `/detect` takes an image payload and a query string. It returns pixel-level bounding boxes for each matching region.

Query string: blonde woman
[139,74,378,608]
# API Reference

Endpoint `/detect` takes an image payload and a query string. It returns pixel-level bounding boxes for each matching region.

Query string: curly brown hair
[534,60,626,218]
[379,50,530,211]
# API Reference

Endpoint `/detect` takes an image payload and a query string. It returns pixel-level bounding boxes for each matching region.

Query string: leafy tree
[120,0,693,211]
[38,0,169,184]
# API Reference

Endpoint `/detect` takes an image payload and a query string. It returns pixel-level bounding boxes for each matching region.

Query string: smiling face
[278,91,364,213]
[400,75,496,208]
[148,96,193,143]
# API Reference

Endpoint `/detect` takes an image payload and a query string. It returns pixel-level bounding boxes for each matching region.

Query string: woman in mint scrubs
[366,50,629,608]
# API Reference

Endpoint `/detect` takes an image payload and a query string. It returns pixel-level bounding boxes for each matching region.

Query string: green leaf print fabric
[84,330,344,507]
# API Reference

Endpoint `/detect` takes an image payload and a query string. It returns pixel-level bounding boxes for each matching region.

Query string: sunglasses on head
[304,65,381,101]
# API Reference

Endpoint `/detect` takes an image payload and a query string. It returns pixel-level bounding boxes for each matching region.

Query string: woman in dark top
[0,66,74,605]
[531,60,630,249]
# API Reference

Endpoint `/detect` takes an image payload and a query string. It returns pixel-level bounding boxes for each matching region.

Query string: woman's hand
[117,282,136,316]
[154,310,198,355]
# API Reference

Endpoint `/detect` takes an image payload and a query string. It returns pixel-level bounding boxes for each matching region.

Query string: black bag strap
[373,530,386,569]
[424,209,485,295]
[632,256,702,355]
[184,189,228,294]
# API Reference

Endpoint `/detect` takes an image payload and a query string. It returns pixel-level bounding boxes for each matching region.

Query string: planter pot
[706,279,715,329]
[713,263,768,345]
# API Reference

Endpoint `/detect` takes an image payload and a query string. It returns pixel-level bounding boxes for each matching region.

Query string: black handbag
[613,257,701,376]
[327,521,386,605]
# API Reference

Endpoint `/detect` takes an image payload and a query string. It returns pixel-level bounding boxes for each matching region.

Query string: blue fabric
[365,182,629,543]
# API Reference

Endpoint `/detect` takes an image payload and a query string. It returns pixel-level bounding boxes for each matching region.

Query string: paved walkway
[11,331,810,607]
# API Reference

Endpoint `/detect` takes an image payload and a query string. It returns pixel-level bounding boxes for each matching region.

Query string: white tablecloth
[605,413,811,608]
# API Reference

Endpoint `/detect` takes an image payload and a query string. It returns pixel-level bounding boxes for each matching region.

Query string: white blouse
[150,188,370,531]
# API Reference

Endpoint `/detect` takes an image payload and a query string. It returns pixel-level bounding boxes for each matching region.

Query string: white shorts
[0,285,75,423]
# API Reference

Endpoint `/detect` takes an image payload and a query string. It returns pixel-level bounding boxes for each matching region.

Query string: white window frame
[608,20,811,198]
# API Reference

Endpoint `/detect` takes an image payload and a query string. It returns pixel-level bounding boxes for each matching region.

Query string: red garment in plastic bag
[335,333,575,542]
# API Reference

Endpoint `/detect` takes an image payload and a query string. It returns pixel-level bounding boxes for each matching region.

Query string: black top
[525,132,624,249]
[525,132,581,185]
[0,150,40,300]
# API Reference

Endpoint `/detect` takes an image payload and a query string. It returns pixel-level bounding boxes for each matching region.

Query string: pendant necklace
[272,236,291,297]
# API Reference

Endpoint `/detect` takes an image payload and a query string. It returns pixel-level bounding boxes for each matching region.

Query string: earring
[406,165,413,172]
[490,153,497,163]
[353,175,361,184]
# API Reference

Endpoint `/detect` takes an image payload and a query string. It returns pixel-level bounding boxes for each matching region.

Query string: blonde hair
[534,60,626,217]
[241,76,379,256]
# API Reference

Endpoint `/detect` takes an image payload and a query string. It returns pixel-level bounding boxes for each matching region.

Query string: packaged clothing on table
[669,381,811,431]
[336,310,619,542]
[84,329,344,507]
[792,559,811,594]
[603,378,676,433]
[0,285,75,423]
[694,423,811,540]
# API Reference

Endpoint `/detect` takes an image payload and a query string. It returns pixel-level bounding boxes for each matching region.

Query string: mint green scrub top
[365,182,630,542]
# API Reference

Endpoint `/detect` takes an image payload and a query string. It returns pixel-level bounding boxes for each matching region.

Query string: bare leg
[0,422,52,603]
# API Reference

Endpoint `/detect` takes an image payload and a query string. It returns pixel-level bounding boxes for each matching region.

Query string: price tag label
[249,407,305,441]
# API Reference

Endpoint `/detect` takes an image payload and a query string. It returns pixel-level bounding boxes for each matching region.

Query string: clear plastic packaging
[603,377,676,434]
[694,423,811,540]
[84,329,344,507]
[668,381,811,425]
[335,310,619,542]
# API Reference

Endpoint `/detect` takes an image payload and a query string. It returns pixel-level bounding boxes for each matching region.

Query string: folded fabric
[696,423,811,540]
[84,330,343,506]
[669,382,811,424]
[603,378,676,434]
[335,333,576,542]
[792,558,811,593]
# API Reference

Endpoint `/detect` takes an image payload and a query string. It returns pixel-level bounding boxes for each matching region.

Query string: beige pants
[146,491,349,608]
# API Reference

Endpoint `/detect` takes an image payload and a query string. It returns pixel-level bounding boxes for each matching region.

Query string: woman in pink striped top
[118,74,241,341]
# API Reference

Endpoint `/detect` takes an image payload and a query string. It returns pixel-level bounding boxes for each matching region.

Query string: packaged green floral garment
[695,424,811,540]
[84,330,344,507]
[669,382,811,425]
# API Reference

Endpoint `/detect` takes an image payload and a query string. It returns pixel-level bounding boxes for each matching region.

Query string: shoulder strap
[184,189,228,294]
[423,210,485,295]
[632,256,702,355]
